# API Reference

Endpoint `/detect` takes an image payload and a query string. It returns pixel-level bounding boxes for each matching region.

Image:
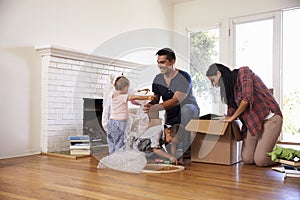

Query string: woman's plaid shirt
[227,67,282,136]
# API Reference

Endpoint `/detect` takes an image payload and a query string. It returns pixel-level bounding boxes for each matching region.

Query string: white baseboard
[0,149,41,159]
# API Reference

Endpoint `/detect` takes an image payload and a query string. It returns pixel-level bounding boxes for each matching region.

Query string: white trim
[35,45,142,69]
[231,12,276,25]
[0,150,41,159]
[273,11,283,106]
[185,23,220,33]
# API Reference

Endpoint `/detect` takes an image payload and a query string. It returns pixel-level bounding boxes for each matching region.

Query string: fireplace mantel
[35,44,142,69]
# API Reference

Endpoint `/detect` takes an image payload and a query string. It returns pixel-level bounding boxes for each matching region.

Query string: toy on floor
[267,145,300,162]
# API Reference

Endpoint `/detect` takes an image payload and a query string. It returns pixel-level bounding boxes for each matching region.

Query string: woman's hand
[220,116,234,122]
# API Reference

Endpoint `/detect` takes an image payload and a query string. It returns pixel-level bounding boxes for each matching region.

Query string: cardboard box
[185,118,242,165]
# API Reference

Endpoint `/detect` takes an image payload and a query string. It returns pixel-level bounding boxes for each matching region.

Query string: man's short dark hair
[156,48,176,61]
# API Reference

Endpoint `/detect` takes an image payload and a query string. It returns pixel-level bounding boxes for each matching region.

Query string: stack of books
[272,159,300,178]
[68,135,91,155]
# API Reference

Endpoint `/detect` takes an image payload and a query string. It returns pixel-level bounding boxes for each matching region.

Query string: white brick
[90,73,101,79]
[48,102,69,109]
[72,65,83,71]
[49,62,57,68]
[48,97,56,102]
[80,61,92,67]
[76,82,89,88]
[63,114,75,120]
[55,98,70,103]
[49,68,64,74]
[56,86,73,92]
[114,66,125,72]
[48,109,57,114]
[107,65,115,71]
[55,74,71,81]
[48,79,64,86]
[48,74,56,80]
[48,91,66,97]
[89,83,98,88]
[77,71,90,78]
[57,63,71,70]
[86,67,98,73]
[63,70,78,76]
[48,113,62,120]
[124,68,132,73]
[55,108,71,114]
[97,79,107,84]
[66,59,80,65]
[63,81,76,87]
[50,56,66,63]
[92,63,103,68]
[63,91,73,97]
[47,119,56,125]
[48,85,56,91]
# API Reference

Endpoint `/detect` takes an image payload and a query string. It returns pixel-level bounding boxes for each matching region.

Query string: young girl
[107,76,154,154]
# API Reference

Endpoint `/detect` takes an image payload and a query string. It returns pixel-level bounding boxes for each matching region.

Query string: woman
[206,63,282,167]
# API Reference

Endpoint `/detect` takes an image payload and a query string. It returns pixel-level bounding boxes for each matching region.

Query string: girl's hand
[148,95,155,100]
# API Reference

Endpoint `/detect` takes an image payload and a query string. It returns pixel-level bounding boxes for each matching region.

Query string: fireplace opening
[83,98,108,153]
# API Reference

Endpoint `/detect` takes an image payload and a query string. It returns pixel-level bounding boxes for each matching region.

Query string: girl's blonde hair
[114,76,130,90]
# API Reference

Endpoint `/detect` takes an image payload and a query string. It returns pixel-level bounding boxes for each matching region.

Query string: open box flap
[185,119,229,135]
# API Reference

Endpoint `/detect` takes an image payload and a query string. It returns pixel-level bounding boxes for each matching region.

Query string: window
[234,19,273,88]
[282,8,300,142]
[189,28,220,115]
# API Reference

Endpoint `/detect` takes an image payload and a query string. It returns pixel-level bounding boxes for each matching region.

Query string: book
[276,159,300,167]
[68,135,90,141]
[285,169,300,174]
[69,144,91,150]
[285,173,300,178]
[69,135,91,155]
[272,166,300,178]
[70,149,91,155]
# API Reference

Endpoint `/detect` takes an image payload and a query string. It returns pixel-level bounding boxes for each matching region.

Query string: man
[143,48,200,163]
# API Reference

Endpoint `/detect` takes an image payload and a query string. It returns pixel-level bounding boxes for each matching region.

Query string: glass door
[282,8,300,142]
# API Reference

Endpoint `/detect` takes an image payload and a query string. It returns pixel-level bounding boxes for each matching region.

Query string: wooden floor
[0,154,299,200]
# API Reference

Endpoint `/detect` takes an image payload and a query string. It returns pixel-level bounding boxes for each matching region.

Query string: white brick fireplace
[35,45,142,153]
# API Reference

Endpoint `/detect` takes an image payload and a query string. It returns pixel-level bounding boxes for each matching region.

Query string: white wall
[2,0,299,159]
[0,0,174,158]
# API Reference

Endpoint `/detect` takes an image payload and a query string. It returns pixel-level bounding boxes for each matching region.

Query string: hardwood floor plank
[0,154,299,200]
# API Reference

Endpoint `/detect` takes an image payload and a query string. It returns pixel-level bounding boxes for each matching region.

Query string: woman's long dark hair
[206,63,238,107]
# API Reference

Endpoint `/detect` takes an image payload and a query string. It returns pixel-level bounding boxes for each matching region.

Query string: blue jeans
[165,104,200,154]
[107,119,127,154]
